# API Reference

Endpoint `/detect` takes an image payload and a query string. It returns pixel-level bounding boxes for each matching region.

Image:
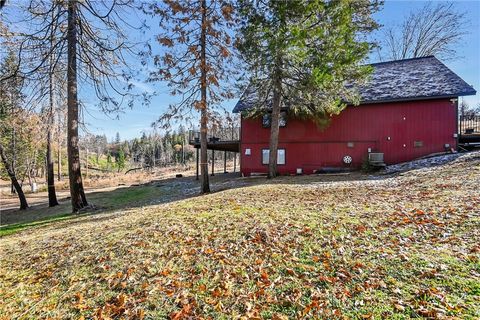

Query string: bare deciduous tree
[2,0,144,212]
[143,0,236,193]
[0,51,30,210]
[460,100,480,117]
[379,2,468,61]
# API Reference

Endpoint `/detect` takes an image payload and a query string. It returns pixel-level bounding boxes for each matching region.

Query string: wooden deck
[189,139,240,152]
[459,133,480,146]
[459,115,480,147]
[188,130,240,178]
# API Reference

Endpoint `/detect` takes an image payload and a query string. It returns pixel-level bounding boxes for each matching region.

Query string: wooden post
[211,149,215,176]
[182,142,185,165]
[233,152,236,173]
[196,147,199,180]
[57,111,62,181]
[224,150,227,173]
[11,127,16,194]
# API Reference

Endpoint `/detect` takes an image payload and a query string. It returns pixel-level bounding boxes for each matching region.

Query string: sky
[84,0,480,141]
[3,0,479,141]
[372,0,480,107]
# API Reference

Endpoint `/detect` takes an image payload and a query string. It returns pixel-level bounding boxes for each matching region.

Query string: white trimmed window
[262,149,286,165]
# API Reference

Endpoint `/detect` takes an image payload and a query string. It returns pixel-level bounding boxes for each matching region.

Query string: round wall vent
[343,155,352,164]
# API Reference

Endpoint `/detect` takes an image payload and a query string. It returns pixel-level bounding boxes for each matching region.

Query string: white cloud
[129,80,155,94]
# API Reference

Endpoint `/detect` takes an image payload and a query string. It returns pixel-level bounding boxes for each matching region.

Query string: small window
[262,149,269,164]
[279,112,287,127]
[262,112,287,128]
[262,114,271,128]
[414,141,423,148]
[262,149,286,165]
[277,149,286,164]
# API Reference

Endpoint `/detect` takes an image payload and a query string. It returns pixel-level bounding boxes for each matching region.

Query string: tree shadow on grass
[4,152,477,237]
[1,170,388,236]
[0,172,244,230]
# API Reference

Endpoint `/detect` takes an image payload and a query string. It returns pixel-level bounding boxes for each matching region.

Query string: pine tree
[237,0,381,177]
[46,4,60,207]
[1,0,143,212]
[117,149,126,173]
[144,0,236,193]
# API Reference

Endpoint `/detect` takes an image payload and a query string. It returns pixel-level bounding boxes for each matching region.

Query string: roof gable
[233,56,476,113]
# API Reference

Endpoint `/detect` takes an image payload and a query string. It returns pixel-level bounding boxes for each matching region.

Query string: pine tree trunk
[10,127,16,194]
[268,63,282,178]
[57,111,62,181]
[199,0,210,193]
[0,142,28,210]
[67,0,88,212]
[85,148,89,177]
[47,17,59,207]
[46,118,58,206]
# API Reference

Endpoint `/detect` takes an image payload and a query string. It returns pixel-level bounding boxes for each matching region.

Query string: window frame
[262,112,287,128]
[261,148,286,165]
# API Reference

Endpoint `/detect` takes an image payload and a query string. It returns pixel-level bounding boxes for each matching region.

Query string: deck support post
[211,149,215,176]
[224,150,227,173]
[233,152,236,173]
[196,147,199,180]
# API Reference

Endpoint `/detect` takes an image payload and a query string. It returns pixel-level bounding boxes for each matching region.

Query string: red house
[233,56,476,176]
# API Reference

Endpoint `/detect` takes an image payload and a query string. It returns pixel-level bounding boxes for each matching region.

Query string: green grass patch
[0,212,72,237]
[89,185,161,209]
[1,185,164,237]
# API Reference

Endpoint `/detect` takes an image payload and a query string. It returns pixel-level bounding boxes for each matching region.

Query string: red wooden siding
[240,98,457,176]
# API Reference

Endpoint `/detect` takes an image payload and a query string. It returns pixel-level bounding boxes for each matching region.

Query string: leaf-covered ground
[1,153,479,319]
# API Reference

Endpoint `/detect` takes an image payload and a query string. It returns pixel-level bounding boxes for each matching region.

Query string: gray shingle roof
[233,56,476,113]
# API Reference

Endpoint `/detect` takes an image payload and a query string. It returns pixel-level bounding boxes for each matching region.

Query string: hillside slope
[1,153,479,319]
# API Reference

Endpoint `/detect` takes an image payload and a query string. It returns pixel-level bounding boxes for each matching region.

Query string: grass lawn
[0,183,182,236]
[0,154,479,319]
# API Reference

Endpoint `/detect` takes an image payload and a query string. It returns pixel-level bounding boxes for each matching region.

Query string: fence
[459,115,480,134]
[188,127,240,143]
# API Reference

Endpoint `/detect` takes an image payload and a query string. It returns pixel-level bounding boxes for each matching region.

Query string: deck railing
[188,127,240,144]
[459,115,480,134]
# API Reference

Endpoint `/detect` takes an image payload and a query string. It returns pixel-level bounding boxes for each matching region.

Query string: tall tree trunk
[10,127,16,194]
[47,13,59,207]
[268,62,282,178]
[152,142,155,167]
[0,142,28,210]
[27,150,37,188]
[47,103,58,208]
[85,147,88,177]
[57,110,62,181]
[199,0,210,193]
[67,0,88,212]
